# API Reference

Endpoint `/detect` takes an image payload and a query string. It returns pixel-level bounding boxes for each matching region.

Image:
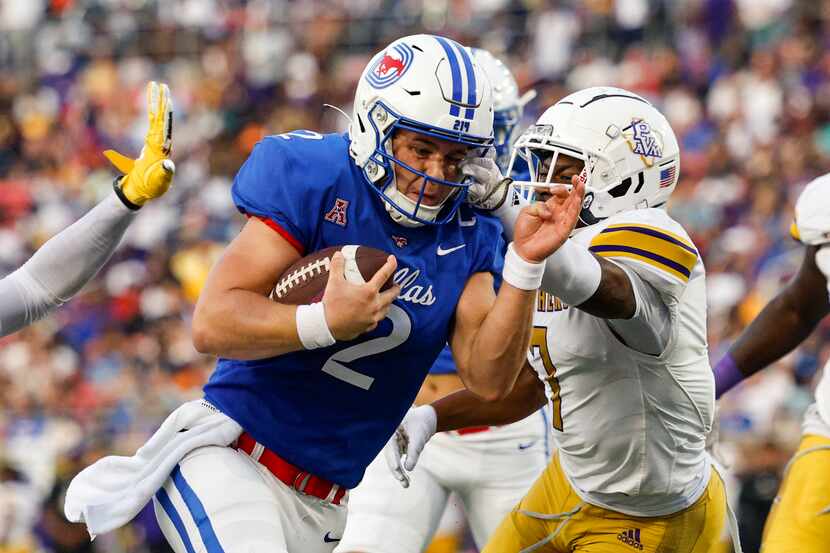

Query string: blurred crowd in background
[1,0,829,552]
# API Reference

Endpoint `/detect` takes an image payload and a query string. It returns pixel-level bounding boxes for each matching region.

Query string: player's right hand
[512,173,585,263]
[322,251,400,341]
[383,405,437,488]
[105,81,175,207]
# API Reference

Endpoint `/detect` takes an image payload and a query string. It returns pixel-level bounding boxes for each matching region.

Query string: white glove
[461,157,512,211]
[383,405,437,488]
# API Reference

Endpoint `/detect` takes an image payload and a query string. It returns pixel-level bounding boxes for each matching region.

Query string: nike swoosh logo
[437,244,466,256]
[323,531,341,543]
[518,440,537,450]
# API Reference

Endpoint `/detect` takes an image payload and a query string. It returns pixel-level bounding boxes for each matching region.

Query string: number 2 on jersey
[530,326,563,431]
[321,305,411,390]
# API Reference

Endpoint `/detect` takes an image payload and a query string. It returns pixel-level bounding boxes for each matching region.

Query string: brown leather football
[270,245,393,304]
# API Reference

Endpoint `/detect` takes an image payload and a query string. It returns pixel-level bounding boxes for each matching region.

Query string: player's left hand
[383,405,437,488]
[512,173,585,263]
[461,156,512,211]
[105,81,175,207]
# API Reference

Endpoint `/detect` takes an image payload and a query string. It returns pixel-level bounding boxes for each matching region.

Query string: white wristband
[502,243,545,290]
[541,238,602,306]
[296,302,336,349]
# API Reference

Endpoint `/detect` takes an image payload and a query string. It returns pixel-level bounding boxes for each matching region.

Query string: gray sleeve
[606,263,672,356]
[0,193,136,337]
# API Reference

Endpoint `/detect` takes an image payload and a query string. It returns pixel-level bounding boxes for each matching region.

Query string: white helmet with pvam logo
[512,86,680,226]
[349,34,494,227]
[469,48,534,173]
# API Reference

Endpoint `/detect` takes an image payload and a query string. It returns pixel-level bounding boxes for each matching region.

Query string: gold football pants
[761,434,830,553]
[483,453,727,552]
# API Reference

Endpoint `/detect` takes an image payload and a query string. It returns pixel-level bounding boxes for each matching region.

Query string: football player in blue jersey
[335,48,548,553]
[139,35,580,553]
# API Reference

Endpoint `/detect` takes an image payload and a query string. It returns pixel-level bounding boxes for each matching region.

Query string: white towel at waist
[64,399,242,537]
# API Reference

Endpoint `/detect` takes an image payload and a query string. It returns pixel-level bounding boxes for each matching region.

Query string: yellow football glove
[105,81,175,208]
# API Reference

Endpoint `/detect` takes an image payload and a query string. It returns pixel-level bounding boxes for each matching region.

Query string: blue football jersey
[428,159,529,377]
[203,131,504,488]
[428,344,458,375]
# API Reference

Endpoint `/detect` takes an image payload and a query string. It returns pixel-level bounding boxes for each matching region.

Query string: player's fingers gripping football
[104,81,175,207]
[373,255,401,314]
[322,252,399,341]
[368,255,398,291]
[369,256,400,328]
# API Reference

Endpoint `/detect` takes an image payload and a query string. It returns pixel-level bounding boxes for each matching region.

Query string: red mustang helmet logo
[376,54,405,77]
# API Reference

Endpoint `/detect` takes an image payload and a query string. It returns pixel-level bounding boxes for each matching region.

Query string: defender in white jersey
[714,174,830,552]
[387,87,732,552]
[0,81,174,339]
[336,48,549,553]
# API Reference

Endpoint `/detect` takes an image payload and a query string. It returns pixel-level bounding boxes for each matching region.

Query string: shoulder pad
[589,209,698,284]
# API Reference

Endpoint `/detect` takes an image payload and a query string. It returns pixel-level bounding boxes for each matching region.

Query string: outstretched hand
[512,174,586,263]
[105,81,175,206]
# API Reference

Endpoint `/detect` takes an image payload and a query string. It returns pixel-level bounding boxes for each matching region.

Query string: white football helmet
[792,174,830,245]
[349,34,494,227]
[511,86,680,226]
[469,48,531,173]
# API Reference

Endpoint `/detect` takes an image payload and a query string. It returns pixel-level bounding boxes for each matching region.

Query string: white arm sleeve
[0,193,136,337]
[606,263,672,356]
[492,189,528,242]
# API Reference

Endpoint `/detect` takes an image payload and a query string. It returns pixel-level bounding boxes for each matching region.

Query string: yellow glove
[105,81,175,208]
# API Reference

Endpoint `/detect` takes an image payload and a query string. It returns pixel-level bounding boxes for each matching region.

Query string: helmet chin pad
[381,173,459,227]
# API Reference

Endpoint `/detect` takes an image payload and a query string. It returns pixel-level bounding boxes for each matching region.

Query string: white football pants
[153,445,347,553]
[335,408,550,553]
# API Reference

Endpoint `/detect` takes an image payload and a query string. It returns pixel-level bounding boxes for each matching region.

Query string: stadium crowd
[0,0,828,551]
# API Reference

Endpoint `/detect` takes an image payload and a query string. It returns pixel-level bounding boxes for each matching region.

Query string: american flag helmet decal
[659,165,676,188]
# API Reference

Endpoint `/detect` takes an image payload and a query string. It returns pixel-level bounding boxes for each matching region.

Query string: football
[270,245,393,304]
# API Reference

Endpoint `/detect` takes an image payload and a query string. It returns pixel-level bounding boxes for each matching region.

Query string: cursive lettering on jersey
[393,267,436,306]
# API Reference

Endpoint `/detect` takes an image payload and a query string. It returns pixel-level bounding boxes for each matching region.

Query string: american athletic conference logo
[366,43,413,89]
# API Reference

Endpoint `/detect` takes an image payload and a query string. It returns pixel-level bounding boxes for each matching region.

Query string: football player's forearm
[457,285,535,401]
[0,193,136,337]
[730,291,822,375]
[569,255,636,319]
[533,239,633,318]
[729,246,829,376]
[433,364,545,431]
[192,290,304,359]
